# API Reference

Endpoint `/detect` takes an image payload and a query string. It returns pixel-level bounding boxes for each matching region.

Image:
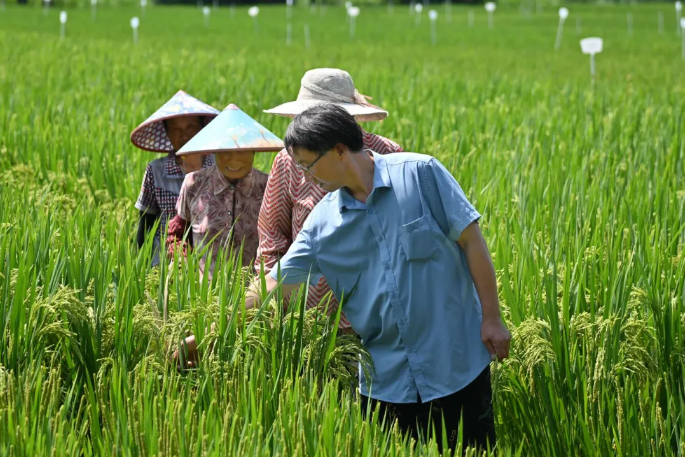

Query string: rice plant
[0,3,684,455]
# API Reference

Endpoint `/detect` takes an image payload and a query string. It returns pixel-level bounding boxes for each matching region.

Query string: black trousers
[361,367,495,454]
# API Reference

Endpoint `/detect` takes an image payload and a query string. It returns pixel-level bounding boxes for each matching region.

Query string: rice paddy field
[1,1,684,455]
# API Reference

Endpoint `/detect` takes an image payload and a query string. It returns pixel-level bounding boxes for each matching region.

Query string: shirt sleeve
[255,150,294,273]
[268,217,322,286]
[175,173,194,221]
[135,164,160,215]
[421,158,481,242]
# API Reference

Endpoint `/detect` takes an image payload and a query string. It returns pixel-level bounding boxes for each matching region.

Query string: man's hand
[172,334,199,370]
[171,323,217,370]
[481,318,511,361]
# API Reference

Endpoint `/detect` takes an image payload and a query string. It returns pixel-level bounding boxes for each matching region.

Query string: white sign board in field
[580,37,603,80]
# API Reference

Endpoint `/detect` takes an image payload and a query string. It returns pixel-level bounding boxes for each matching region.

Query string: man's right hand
[172,335,199,370]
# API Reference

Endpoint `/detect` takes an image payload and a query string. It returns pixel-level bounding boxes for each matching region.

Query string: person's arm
[137,211,159,248]
[166,215,192,257]
[174,217,320,369]
[421,159,511,361]
[245,274,299,310]
[167,174,196,258]
[255,150,295,273]
[135,164,161,248]
[457,222,510,360]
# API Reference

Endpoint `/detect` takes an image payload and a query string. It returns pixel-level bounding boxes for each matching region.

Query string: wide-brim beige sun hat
[130,90,221,153]
[264,68,388,122]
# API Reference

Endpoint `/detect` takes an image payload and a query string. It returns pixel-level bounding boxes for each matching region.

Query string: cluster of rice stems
[1,4,684,456]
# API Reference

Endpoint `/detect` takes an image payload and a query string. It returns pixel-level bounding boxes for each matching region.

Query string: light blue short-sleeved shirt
[270,152,491,403]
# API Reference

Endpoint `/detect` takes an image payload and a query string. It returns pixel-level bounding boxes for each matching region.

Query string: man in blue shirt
[178,103,511,452]
[256,103,511,451]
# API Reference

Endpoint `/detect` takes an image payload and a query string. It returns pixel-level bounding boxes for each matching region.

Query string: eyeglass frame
[288,146,330,175]
[288,146,372,174]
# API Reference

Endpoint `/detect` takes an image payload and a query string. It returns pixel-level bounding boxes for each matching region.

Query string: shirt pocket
[399,215,439,262]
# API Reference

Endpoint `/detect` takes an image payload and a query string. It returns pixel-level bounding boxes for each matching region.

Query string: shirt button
[229,185,235,191]
[384,264,390,270]
[367,209,374,214]
[227,211,232,216]
[407,346,414,353]
[377,236,383,242]
[398,319,406,326]
[391,292,397,298]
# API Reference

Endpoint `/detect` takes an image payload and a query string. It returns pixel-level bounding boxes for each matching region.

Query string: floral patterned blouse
[171,165,268,279]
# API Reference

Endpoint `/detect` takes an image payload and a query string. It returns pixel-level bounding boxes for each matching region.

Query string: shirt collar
[211,165,257,197]
[338,151,391,213]
[164,153,184,177]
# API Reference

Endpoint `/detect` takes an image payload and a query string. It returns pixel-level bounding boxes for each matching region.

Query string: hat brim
[177,145,283,156]
[264,100,388,122]
[130,113,219,153]
[176,103,285,156]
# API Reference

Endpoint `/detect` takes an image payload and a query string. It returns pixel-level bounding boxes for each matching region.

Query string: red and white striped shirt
[256,131,403,328]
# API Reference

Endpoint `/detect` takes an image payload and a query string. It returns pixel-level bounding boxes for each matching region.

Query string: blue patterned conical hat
[177,104,284,156]
[130,90,221,153]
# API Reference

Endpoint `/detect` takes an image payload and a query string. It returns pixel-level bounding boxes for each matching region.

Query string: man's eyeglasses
[290,148,329,174]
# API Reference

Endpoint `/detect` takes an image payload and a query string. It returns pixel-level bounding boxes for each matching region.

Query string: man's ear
[335,143,347,158]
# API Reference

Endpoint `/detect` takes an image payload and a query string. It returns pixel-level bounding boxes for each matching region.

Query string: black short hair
[284,103,364,157]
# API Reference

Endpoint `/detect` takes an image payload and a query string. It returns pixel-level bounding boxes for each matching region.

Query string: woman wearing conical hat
[132,90,220,266]
[256,68,403,330]
[166,104,283,281]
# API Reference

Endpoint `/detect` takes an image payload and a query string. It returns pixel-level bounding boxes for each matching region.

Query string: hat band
[298,81,355,104]
[297,83,384,113]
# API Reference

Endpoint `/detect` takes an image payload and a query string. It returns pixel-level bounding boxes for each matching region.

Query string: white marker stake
[140,0,146,18]
[286,22,292,45]
[681,18,685,59]
[658,11,664,34]
[213,0,218,10]
[409,0,415,15]
[131,17,139,44]
[468,9,474,28]
[230,4,235,18]
[286,0,293,19]
[627,12,633,35]
[91,0,97,21]
[59,11,67,39]
[677,2,683,35]
[484,2,495,29]
[348,6,359,39]
[44,0,50,16]
[304,24,310,48]
[0,0,5,12]
[580,37,603,82]
[203,6,210,27]
[555,7,568,51]
[414,3,422,26]
[446,0,451,23]
[429,9,437,45]
[388,0,393,15]
[576,16,581,34]
[248,6,259,33]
